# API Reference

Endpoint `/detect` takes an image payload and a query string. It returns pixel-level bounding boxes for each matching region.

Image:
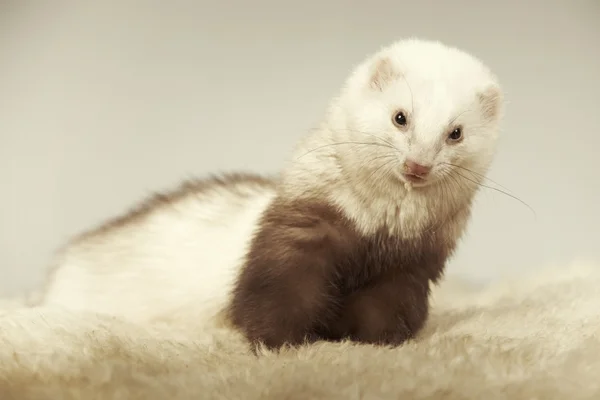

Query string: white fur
[39,38,504,325]
[42,183,276,323]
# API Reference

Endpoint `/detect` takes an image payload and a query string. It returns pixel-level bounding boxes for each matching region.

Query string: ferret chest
[335,229,447,294]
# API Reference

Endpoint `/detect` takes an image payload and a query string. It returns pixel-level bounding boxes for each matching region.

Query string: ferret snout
[403,160,432,177]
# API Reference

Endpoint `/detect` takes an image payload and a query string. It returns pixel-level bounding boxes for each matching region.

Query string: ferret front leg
[333,274,431,347]
[228,245,338,350]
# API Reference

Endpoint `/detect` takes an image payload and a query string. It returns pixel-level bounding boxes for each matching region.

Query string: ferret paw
[350,327,413,348]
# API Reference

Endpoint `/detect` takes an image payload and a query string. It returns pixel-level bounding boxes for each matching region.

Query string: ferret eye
[392,111,407,127]
[447,127,463,142]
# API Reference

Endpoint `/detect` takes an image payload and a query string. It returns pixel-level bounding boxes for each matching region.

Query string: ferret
[37,38,504,350]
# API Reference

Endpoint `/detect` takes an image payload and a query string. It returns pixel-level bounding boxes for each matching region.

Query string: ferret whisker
[444,167,477,191]
[296,141,396,160]
[453,170,536,218]
[373,162,394,186]
[441,162,512,193]
[422,174,463,235]
[330,128,401,152]
[347,130,395,147]
[448,109,473,126]
[367,158,398,183]
[367,154,399,164]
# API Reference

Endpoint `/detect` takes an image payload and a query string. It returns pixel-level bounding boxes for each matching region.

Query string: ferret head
[329,38,504,190]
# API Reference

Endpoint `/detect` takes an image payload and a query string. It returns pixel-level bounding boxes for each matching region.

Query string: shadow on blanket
[1,263,599,400]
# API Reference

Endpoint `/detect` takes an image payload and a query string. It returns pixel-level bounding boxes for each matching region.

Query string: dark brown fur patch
[228,195,457,350]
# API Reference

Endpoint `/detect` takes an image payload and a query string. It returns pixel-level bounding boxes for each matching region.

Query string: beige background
[1,1,599,297]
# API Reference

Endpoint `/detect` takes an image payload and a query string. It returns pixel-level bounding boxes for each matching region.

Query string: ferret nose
[404,160,432,177]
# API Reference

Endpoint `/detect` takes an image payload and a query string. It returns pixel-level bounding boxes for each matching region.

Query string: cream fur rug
[1,264,599,400]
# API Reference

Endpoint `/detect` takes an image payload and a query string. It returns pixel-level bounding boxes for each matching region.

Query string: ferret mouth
[401,173,428,184]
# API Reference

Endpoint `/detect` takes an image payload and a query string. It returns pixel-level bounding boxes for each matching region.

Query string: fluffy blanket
[1,264,599,400]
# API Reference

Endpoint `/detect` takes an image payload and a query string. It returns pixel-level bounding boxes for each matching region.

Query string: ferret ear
[478,85,504,123]
[369,57,398,91]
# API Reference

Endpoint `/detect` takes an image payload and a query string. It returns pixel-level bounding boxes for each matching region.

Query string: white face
[334,41,503,191]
